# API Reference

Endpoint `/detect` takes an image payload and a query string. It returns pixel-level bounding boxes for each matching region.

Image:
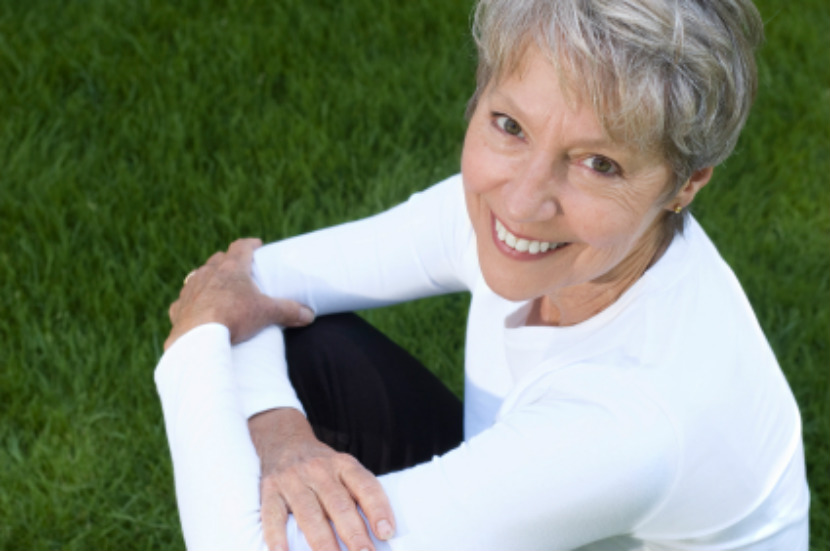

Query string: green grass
[0,0,826,549]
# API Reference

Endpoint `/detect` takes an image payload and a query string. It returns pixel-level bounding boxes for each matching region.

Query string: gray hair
[467,0,764,235]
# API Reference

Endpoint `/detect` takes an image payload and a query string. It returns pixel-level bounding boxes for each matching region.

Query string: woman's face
[462,48,686,316]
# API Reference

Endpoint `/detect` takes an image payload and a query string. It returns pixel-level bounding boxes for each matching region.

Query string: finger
[260,483,290,551]
[341,459,395,541]
[227,237,263,257]
[265,297,316,328]
[283,480,340,551]
[313,471,375,551]
[205,251,225,267]
[168,300,179,323]
[226,238,262,273]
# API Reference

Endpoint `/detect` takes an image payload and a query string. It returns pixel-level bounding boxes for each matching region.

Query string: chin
[477,246,547,303]
[480,268,539,302]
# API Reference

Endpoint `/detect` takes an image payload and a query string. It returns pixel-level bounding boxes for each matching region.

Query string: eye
[581,155,621,177]
[493,114,525,138]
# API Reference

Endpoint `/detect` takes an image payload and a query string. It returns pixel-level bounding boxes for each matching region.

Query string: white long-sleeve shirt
[155,174,809,551]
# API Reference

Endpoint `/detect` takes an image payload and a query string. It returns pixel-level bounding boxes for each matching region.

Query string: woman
[156,0,810,549]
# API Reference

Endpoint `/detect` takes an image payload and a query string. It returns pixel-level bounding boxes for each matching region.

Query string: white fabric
[155,174,809,551]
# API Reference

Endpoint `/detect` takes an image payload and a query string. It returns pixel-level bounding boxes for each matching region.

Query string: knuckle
[342,461,375,486]
[342,530,371,548]
[302,456,332,478]
[215,262,235,277]
[275,466,305,487]
[306,534,337,551]
[229,238,256,257]
[288,486,320,512]
[335,454,364,474]
[263,502,288,522]
[353,479,382,501]
[340,535,369,551]
[263,471,296,492]
[261,475,282,492]
[335,452,359,467]
[268,505,288,520]
[328,495,355,515]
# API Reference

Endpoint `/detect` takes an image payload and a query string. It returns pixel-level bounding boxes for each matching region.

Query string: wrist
[248,408,313,459]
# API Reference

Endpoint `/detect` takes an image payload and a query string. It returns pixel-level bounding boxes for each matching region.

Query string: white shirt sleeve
[234,175,476,418]
[157,329,677,551]
[156,325,386,551]
[155,324,269,551]
[379,365,678,550]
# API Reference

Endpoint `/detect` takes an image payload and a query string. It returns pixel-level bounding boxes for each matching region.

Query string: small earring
[673,204,683,214]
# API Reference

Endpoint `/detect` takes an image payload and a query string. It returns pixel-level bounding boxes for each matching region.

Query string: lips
[492,216,568,257]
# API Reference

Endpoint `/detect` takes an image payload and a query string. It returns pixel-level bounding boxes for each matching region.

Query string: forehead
[486,48,618,145]
[483,47,671,175]
[486,42,664,155]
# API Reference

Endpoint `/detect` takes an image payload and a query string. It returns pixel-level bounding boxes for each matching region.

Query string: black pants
[285,313,463,476]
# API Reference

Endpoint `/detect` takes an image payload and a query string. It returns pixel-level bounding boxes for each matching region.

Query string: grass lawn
[0,0,827,548]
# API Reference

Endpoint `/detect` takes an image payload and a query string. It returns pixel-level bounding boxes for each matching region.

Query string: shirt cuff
[155,323,233,393]
[233,325,306,418]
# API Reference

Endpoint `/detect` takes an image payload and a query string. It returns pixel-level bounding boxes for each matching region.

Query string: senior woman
[156,0,810,549]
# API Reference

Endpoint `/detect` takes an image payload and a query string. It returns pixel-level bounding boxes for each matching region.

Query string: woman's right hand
[248,408,395,551]
[165,238,315,351]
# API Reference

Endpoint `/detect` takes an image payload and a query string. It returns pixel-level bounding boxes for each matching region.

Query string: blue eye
[494,114,525,138]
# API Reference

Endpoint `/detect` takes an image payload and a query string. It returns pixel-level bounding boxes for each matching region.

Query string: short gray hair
[468,0,764,235]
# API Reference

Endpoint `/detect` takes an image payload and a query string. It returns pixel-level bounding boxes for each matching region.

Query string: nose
[501,154,560,222]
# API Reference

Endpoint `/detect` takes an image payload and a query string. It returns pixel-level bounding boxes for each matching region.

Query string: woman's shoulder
[408,172,480,285]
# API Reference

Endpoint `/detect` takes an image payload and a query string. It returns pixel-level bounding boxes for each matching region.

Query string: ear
[669,167,714,211]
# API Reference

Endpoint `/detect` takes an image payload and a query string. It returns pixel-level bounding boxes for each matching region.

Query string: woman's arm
[233,174,475,419]
[374,368,679,549]
[157,324,389,551]
[231,173,474,444]
[250,174,475,316]
[157,324,678,550]
[231,176,475,550]
[164,238,395,551]
[156,324,268,551]
[163,175,476,550]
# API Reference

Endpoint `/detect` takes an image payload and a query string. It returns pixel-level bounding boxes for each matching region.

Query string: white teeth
[494,219,562,254]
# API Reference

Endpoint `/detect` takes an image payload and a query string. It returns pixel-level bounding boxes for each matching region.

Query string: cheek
[461,122,505,195]
[568,195,655,249]
[460,133,485,192]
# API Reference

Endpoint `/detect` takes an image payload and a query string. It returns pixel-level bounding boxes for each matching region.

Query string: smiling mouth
[493,217,568,256]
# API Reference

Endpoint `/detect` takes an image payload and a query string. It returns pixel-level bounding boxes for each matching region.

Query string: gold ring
[184,270,197,285]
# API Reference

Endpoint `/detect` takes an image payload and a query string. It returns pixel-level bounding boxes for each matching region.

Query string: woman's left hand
[165,238,315,350]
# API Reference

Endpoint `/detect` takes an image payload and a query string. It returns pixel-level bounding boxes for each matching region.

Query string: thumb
[264,296,316,328]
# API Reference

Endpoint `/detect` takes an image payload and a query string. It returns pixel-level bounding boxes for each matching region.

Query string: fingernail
[298,307,315,325]
[377,519,394,540]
